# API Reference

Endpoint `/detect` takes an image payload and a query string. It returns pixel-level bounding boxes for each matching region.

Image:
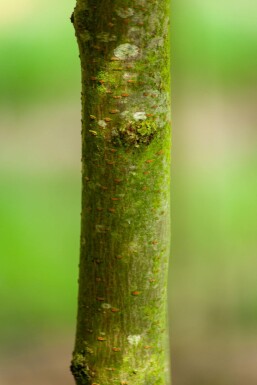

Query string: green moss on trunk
[71,0,171,384]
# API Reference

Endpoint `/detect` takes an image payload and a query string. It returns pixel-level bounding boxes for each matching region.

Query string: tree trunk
[70,1,171,384]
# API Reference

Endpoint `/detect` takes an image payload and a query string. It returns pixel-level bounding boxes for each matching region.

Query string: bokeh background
[0,1,256,384]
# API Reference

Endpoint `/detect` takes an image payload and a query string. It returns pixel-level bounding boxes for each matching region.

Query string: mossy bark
[71,0,171,384]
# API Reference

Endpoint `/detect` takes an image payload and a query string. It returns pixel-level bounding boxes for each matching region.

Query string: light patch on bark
[133,111,147,121]
[114,43,139,60]
[128,26,141,41]
[147,37,164,49]
[132,12,144,24]
[121,110,130,118]
[123,72,133,80]
[127,335,141,346]
[115,7,134,18]
[98,120,107,128]
[96,32,117,42]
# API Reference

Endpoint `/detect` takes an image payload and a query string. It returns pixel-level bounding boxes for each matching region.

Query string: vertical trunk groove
[71,0,171,384]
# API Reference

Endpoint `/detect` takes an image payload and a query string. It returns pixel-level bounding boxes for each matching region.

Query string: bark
[70,0,171,384]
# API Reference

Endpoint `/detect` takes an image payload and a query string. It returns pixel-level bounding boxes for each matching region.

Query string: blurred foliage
[173,1,257,88]
[0,172,80,345]
[0,2,80,107]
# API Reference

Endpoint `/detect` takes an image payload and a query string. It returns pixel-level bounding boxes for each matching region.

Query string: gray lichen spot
[127,335,141,346]
[147,37,164,49]
[115,7,134,18]
[114,44,139,60]
[133,111,147,121]
[148,12,161,33]
[111,128,119,137]
[98,120,107,128]
[128,26,141,42]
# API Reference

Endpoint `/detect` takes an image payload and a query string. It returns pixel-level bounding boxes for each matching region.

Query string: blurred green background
[0,1,256,384]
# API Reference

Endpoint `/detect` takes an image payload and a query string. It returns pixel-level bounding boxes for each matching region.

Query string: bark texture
[71,0,171,384]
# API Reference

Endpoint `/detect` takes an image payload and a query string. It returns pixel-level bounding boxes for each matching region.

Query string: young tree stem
[71,0,171,384]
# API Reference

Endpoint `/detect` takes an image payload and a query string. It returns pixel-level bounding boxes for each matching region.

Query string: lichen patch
[114,44,139,60]
[127,335,141,346]
[133,111,147,121]
[115,7,134,18]
[147,36,164,49]
[98,120,107,128]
